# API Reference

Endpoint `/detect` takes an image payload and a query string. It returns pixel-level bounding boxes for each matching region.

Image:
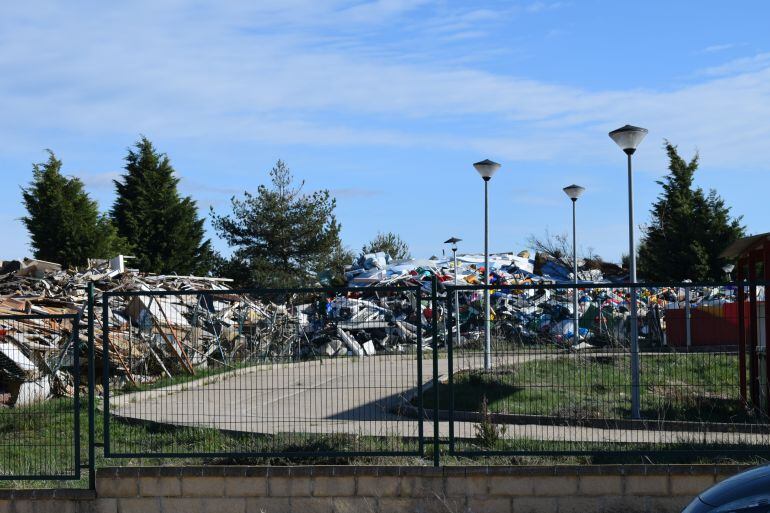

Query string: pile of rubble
[0,250,748,407]
[0,256,426,406]
[0,256,251,405]
[296,293,421,358]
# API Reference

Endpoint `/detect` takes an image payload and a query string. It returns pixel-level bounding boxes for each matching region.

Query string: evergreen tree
[362,231,411,260]
[211,160,345,287]
[637,142,744,281]
[111,137,212,275]
[21,150,126,268]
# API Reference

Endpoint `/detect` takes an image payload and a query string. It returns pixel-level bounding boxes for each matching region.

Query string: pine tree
[362,231,411,260]
[211,160,345,287]
[637,142,744,281]
[21,150,127,268]
[111,137,213,275]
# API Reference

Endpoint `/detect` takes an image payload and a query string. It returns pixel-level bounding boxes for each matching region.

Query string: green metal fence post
[87,282,96,490]
[447,286,455,454]
[431,276,440,466]
[416,285,424,457]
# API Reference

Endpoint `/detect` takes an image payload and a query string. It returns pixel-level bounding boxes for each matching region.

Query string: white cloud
[525,2,567,13]
[701,52,770,76]
[701,43,740,54]
[1,2,770,174]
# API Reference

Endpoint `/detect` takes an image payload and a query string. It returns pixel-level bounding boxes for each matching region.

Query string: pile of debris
[0,251,748,407]
[98,286,423,390]
[0,256,248,406]
[0,256,426,406]
[343,250,744,351]
[345,250,540,288]
[295,293,421,358]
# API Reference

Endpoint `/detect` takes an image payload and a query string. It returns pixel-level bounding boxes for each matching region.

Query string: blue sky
[1,1,769,264]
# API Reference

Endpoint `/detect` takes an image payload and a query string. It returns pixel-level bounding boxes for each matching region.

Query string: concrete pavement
[111,353,770,446]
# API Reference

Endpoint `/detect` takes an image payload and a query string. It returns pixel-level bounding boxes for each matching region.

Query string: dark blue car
[684,466,770,513]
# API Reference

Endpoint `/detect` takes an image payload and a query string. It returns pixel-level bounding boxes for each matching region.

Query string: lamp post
[473,159,501,370]
[609,124,647,420]
[563,184,585,346]
[445,237,462,347]
[723,263,735,281]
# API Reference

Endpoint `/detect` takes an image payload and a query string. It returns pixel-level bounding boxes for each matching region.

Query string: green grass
[0,351,764,489]
[0,399,79,482]
[107,417,420,461]
[1,395,768,490]
[448,437,770,465]
[0,397,424,489]
[424,353,757,424]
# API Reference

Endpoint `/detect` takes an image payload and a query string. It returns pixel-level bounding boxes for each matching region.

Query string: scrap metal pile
[100,286,424,389]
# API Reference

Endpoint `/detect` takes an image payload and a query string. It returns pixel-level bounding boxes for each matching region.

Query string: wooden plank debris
[0,254,423,407]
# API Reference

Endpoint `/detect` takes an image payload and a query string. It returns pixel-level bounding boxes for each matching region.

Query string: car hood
[700,466,770,507]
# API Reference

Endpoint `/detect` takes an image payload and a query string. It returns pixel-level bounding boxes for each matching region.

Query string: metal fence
[0,312,82,480]
[1,280,768,486]
[100,286,427,459]
[441,282,768,457]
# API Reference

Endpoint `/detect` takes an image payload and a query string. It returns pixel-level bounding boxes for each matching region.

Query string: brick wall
[0,465,750,513]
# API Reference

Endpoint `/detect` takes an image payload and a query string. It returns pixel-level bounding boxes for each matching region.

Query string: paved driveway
[111,353,770,446]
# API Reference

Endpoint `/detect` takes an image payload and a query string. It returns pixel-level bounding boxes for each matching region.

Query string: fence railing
[0,312,82,480]
[0,280,767,487]
[441,282,767,457]
[100,286,427,459]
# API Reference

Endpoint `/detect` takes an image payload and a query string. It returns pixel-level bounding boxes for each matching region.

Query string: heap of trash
[0,256,428,406]
[0,251,750,407]
[0,256,247,406]
[344,250,745,352]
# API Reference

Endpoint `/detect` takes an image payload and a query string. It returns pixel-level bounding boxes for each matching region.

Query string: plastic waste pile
[344,250,745,350]
[346,251,538,288]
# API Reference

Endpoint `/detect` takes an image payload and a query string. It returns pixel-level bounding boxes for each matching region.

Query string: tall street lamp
[609,124,648,419]
[473,159,501,370]
[563,184,585,346]
[445,237,462,347]
[723,263,735,281]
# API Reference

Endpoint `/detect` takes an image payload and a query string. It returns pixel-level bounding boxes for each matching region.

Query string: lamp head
[473,159,501,181]
[609,125,648,155]
[444,236,461,252]
[563,184,585,201]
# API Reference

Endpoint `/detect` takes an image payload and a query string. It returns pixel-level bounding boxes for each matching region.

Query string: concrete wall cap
[96,463,755,479]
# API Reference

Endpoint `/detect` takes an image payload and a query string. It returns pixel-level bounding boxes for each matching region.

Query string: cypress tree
[637,142,744,281]
[111,137,212,275]
[21,150,126,268]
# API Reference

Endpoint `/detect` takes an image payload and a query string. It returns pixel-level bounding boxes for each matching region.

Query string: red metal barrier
[665,302,752,347]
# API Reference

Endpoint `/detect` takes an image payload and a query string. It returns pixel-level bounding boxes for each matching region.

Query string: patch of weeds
[474,395,506,448]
